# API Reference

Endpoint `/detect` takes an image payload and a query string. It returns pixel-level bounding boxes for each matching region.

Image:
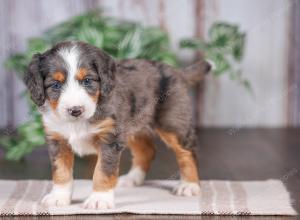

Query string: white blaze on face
[57,46,96,121]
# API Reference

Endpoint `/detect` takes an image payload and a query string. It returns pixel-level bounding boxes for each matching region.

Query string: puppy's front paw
[41,193,71,207]
[173,181,201,197]
[41,183,72,207]
[117,167,145,187]
[83,191,114,210]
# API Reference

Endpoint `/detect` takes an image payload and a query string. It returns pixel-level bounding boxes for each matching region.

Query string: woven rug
[0,179,296,216]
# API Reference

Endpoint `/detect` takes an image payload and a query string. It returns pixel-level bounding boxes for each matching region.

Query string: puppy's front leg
[83,136,122,209]
[42,135,74,207]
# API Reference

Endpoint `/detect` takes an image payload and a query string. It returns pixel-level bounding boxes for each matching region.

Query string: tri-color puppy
[24,41,211,209]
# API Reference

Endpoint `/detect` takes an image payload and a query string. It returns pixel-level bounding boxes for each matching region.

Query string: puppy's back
[112,60,187,133]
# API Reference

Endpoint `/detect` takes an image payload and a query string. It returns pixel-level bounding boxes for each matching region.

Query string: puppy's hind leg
[118,133,155,187]
[156,128,200,197]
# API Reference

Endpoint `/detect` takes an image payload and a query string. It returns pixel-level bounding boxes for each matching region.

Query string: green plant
[1,10,178,161]
[1,11,248,161]
[180,22,250,91]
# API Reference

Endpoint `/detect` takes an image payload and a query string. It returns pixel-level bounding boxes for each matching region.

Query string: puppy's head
[24,41,116,121]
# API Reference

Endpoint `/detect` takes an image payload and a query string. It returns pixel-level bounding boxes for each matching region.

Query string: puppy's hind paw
[117,167,145,187]
[173,181,201,197]
[83,191,115,210]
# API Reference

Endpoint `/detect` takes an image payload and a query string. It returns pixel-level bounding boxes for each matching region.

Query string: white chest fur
[42,112,99,156]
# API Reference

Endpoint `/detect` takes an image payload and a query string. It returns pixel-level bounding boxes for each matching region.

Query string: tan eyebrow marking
[76,68,88,81]
[53,71,65,82]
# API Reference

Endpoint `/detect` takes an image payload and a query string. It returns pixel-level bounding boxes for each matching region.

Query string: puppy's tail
[181,60,213,86]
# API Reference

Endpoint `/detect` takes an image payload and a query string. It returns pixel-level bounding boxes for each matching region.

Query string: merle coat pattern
[24,41,211,209]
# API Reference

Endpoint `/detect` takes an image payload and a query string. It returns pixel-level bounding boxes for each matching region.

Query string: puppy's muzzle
[68,106,84,117]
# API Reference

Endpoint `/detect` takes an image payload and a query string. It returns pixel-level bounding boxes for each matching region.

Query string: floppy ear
[24,53,45,106]
[92,49,116,100]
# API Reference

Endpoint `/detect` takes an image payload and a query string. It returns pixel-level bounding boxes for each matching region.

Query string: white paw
[83,190,115,210]
[41,182,72,207]
[41,192,71,207]
[173,181,201,197]
[118,174,142,187]
[117,167,145,187]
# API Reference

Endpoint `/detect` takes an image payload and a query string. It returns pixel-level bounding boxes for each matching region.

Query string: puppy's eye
[83,78,92,86]
[51,81,62,90]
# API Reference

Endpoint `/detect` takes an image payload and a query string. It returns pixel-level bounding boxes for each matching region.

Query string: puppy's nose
[68,106,84,117]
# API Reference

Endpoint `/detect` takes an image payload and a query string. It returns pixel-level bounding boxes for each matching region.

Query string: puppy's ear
[24,53,45,106]
[92,49,116,99]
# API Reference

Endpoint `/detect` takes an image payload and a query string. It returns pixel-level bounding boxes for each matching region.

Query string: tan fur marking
[127,133,155,172]
[49,71,64,111]
[93,117,115,144]
[48,132,74,185]
[76,68,100,102]
[53,149,74,184]
[49,100,59,110]
[91,90,100,103]
[53,71,65,82]
[90,117,118,191]
[76,68,88,81]
[47,130,62,140]
[93,152,118,191]
[156,129,199,182]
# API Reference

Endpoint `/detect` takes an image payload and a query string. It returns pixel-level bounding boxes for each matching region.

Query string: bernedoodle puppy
[24,41,211,209]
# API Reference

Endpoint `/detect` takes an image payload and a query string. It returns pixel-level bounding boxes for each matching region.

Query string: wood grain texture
[0,0,13,128]
[288,0,300,127]
[194,0,205,126]
[0,0,299,128]
[202,0,292,127]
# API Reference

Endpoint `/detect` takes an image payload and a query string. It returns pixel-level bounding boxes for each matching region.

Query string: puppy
[24,41,211,209]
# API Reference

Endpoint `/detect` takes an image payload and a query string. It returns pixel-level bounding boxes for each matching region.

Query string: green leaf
[0,136,16,150]
[212,54,230,75]
[179,39,206,50]
[179,21,250,91]
[27,38,49,55]
[6,142,29,161]
[117,26,143,59]
[4,54,28,76]
[75,27,104,48]
[232,33,245,61]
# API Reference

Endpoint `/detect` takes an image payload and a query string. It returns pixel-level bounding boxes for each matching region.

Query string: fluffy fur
[24,41,211,209]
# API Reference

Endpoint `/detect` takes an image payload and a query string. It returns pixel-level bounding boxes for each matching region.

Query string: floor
[0,128,299,220]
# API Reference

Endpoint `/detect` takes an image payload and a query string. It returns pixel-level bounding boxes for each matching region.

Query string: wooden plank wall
[0,0,299,128]
[202,0,293,127]
[288,0,300,126]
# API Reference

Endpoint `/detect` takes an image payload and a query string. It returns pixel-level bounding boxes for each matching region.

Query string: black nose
[68,106,83,117]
